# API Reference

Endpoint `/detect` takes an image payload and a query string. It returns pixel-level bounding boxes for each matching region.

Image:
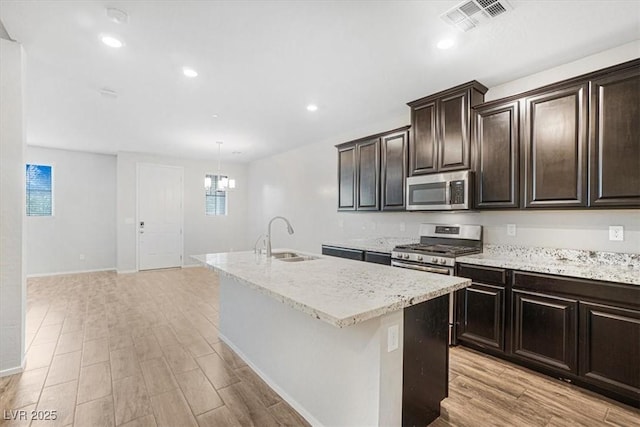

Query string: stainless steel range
[391,223,483,344]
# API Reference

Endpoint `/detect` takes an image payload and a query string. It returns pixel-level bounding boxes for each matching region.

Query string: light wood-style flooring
[1,267,637,426]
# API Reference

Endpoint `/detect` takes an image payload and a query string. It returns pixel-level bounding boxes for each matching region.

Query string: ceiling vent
[440,0,513,32]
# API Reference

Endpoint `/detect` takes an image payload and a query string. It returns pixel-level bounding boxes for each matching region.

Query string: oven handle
[391,260,451,275]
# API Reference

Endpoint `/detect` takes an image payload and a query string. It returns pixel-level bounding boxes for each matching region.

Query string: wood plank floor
[1,267,638,426]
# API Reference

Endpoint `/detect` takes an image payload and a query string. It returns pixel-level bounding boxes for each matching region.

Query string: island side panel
[402,294,449,426]
[218,274,401,426]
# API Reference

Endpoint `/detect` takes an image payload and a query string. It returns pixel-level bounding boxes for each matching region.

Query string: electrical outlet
[387,324,399,352]
[507,224,517,237]
[400,222,406,232]
[79,254,85,261]
[338,219,344,228]
[609,226,624,241]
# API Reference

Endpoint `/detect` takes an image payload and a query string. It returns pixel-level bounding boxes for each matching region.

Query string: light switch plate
[507,224,517,237]
[387,324,399,352]
[609,226,624,241]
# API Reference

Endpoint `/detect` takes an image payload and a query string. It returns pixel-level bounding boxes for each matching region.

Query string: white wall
[247,41,640,255]
[116,152,249,272]
[0,38,26,376]
[25,147,117,276]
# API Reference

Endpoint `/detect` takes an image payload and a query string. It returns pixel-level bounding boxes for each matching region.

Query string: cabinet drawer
[457,264,507,285]
[513,271,639,309]
[364,251,392,266]
[321,246,364,261]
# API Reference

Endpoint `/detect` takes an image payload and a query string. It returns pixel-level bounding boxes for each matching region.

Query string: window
[26,164,53,216]
[205,174,227,216]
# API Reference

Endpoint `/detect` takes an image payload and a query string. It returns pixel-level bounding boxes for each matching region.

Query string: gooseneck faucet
[266,216,295,257]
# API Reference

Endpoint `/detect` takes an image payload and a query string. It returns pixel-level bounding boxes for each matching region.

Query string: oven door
[391,260,453,275]
[391,259,456,345]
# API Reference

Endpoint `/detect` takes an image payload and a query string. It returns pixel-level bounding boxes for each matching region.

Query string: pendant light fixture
[210,141,235,191]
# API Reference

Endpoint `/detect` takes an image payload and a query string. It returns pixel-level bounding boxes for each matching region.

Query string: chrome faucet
[266,216,294,257]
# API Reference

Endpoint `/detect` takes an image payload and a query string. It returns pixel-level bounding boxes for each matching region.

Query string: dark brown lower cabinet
[320,245,364,261]
[455,264,507,353]
[455,267,639,408]
[512,290,578,374]
[579,302,640,402]
[457,283,505,352]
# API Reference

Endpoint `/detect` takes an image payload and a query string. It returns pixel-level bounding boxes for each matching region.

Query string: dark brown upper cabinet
[589,65,640,207]
[523,82,589,208]
[356,138,380,211]
[381,128,409,210]
[337,144,357,210]
[336,126,409,212]
[408,81,487,175]
[473,100,520,209]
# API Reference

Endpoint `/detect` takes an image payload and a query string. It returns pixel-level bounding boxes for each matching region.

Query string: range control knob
[439,259,447,265]
[431,257,438,263]
[417,256,423,261]
[403,254,410,260]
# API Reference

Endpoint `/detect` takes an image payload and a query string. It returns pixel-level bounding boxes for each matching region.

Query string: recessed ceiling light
[101,35,123,48]
[437,39,455,50]
[183,67,198,78]
[211,114,218,118]
[232,151,242,155]
[306,104,318,112]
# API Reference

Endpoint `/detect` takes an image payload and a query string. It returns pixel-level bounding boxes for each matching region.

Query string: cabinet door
[579,302,640,401]
[589,67,640,207]
[524,84,588,208]
[337,145,357,210]
[457,283,505,352]
[439,90,470,171]
[321,245,364,261]
[381,130,408,210]
[364,251,391,265]
[356,139,380,210]
[475,101,520,208]
[410,101,438,175]
[512,290,578,374]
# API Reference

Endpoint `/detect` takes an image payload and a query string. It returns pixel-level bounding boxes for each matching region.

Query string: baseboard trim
[0,357,26,378]
[181,263,201,269]
[219,333,321,427]
[27,268,116,278]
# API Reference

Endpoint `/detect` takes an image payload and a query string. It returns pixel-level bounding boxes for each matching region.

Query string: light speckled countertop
[457,244,640,286]
[193,249,469,328]
[322,237,418,254]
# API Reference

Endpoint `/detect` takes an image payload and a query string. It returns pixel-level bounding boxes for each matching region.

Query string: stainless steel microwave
[406,170,472,211]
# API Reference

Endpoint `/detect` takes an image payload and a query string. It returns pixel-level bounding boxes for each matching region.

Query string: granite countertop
[322,237,419,254]
[457,244,640,286]
[193,249,469,328]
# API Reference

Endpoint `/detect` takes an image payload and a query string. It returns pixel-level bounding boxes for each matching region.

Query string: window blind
[205,174,227,216]
[26,164,53,216]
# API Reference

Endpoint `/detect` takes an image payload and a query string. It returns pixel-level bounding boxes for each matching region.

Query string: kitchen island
[194,250,471,426]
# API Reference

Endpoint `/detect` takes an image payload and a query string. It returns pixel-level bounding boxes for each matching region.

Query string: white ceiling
[1,0,639,163]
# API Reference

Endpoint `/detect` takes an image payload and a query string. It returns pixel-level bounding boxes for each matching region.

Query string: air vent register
[441,0,513,32]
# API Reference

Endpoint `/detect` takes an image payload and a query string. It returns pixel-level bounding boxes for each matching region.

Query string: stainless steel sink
[272,252,318,262]
[271,251,300,259]
[278,256,318,262]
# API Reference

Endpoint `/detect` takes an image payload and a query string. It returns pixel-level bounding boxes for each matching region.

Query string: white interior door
[137,163,183,271]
